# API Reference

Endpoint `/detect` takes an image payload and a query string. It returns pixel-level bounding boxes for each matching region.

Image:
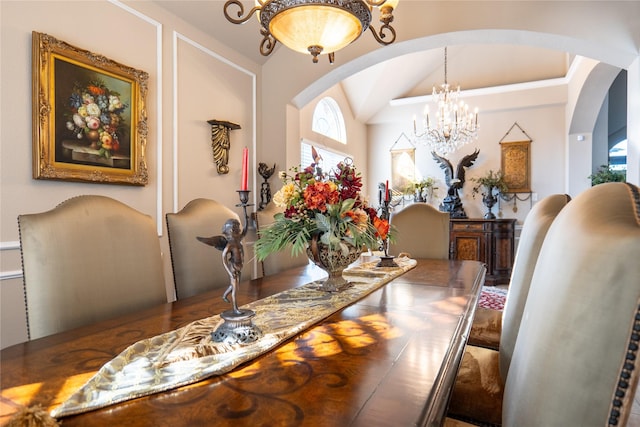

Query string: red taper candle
[241,147,248,191]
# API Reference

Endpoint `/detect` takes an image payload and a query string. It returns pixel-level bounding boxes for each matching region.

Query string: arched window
[312,97,346,144]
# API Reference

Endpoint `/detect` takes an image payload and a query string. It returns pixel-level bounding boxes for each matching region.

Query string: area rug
[477,286,507,311]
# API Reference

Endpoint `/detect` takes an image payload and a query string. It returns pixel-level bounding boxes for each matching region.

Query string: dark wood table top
[1,259,485,427]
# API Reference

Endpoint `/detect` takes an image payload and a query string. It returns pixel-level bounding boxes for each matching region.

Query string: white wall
[367,83,567,224]
[0,0,260,348]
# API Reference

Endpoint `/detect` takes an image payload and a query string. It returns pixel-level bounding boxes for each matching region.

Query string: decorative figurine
[258,162,276,210]
[432,149,480,218]
[207,119,241,174]
[197,218,244,314]
[197,189,261,345]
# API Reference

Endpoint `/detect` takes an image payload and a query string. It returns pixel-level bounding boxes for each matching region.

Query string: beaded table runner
[51,257,416,418]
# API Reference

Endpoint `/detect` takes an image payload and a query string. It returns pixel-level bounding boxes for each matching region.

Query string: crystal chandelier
[223,0,399,64]
[414,47,479,155]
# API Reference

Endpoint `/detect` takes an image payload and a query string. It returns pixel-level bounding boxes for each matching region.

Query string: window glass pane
[300,141,350,173]
[609,139,627,171]
[312,97,346,144]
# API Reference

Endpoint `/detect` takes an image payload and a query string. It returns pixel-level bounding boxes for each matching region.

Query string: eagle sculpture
[431,149,480,218]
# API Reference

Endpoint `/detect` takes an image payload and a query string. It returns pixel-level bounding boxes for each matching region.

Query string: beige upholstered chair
[254,203,308,276]
[446,182,640,426]
[18,195,167,340]
[388,203,450,259]
[166,198,240,299]
[448,194,570,424]
[468,194,571,350]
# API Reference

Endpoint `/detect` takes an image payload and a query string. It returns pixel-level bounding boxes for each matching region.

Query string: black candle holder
[377,198,398,268]
[237,189,253,232]
[258,163,276,210]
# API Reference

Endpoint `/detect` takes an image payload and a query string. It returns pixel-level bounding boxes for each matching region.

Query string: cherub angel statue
[197,218,244,314]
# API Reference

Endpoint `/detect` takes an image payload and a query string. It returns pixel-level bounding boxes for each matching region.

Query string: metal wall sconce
[258,162,276,210]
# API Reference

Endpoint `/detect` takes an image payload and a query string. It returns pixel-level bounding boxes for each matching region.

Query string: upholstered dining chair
[468,194,571,350]
[445,182,640,427]
[18,195,167,340]
[388,203,450,259]
[254,203,308,277]
[447,193,570,425]
[166,198,240,299]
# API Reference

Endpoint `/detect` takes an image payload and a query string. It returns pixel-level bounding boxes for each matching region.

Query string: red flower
[373,217,390,241]
[334,162,362,201]
[303,181,339,212]
[87,85,106,96]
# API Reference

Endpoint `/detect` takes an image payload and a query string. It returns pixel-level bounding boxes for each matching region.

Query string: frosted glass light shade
[269,5,364,54]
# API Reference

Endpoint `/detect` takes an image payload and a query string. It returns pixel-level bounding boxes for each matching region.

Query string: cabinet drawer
[451,222,485,231]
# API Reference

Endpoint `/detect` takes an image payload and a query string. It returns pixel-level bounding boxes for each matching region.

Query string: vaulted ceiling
[154,1,572,123]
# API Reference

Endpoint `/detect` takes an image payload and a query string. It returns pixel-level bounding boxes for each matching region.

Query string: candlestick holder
[200,190,262,345]
[377,199,398,268]
[258,162,276,210]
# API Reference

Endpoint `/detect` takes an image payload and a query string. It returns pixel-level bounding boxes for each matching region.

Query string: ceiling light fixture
[223,0,399,64]
[414,47,479,155]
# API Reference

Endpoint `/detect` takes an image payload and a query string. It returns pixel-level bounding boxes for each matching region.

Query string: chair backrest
[18,195,167,340]
[388,203,450,259]
[503,183,640,426]
[498,193,570,379]
[254,203,309,276]
[166,198,239,299]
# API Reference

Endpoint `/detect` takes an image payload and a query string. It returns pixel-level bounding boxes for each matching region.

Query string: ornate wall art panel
[500,140,531,193]
[390,132,416,192]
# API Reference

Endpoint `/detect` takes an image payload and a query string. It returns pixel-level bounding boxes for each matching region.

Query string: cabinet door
[491,222,515,280]
[451,232,488,263]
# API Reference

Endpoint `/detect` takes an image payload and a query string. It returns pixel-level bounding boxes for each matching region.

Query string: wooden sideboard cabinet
[449,218,517,286]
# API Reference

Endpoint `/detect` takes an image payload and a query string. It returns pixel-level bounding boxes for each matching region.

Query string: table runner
[51,256,416,418]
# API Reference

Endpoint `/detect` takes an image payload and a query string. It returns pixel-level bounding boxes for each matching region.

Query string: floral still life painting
[32,31,148,185]
[64,78,129,161]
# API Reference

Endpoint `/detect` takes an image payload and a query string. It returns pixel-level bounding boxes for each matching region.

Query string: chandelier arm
[368,24,397,46]
[223,0,261,25]
[259,28,277,57]
[365,0,390,6]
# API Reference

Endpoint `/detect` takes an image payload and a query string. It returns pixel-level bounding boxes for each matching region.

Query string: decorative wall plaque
[500,140,531,193]
[207,119,241,174]
[389,132,416,191]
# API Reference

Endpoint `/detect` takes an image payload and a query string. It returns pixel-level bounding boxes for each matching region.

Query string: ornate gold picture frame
[500,140,531,193]
[32,32,148,185]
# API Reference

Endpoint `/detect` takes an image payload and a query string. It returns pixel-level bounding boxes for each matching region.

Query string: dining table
[1,258,485,427]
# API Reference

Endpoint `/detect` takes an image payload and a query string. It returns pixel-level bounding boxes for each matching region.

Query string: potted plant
[406,177,438,203]
[255,159,393,292]
[470,170,509,219]
[588,165,626,186]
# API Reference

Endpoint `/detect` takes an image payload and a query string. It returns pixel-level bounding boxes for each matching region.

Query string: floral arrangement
[255,160,393,261]
[470,169,509,197]
[65,79,128,158]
